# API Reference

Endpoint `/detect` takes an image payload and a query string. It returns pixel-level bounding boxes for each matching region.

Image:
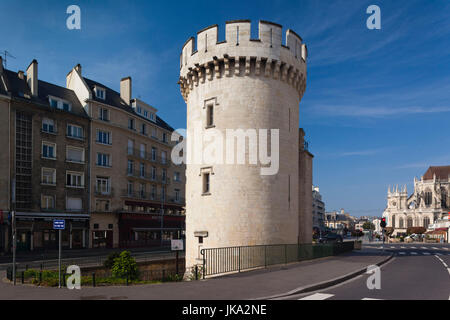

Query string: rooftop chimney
[75,63,82,74]
[18,70,24,80]
[26,59,38,97]
[120,77,132,105]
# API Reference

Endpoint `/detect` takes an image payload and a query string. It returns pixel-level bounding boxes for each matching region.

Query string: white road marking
[401,246,406,249]
[410,252,418,255]
[362,298,383,300]
[390,246,395,249]
[411,246,417,249]
[421,247,427,249]
[399,252,406,255]
[422,252,431,255]
[432,247,439,250]
[436,252,443,256]
[299,293,334,300]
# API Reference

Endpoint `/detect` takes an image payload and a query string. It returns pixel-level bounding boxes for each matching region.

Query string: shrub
[104,251,121,269]
[111,251,138,280]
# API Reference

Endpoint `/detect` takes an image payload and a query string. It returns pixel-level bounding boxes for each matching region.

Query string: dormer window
[49,96,72,112]
[95,87,106,100]
[150,113,155,122]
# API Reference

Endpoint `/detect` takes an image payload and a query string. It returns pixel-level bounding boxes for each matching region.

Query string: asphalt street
[283,243,450,300]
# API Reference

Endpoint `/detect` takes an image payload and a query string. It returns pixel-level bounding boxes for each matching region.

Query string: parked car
[319,233,343,243]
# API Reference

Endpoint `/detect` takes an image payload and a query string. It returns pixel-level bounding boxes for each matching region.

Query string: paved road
[283,243,450,300]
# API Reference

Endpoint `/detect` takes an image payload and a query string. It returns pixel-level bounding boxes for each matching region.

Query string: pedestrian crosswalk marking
[411,246,417,249]
[423,252,431,255]
[390,246,395,249]
[362,298,383,300]
[432,247,439,250]
[401,246,406,249]
[299,293,334,300]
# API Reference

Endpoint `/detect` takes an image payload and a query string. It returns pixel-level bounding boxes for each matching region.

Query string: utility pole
[11,178,16,285]
[160,187,165,247]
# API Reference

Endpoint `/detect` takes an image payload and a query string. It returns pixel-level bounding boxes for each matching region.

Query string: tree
[362,222,375,231]
[111,250,139,280]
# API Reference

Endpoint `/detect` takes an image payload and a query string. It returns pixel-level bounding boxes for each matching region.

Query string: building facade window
[42,141,56,159]
[96,177,110,194]
[203,172,210,194]
[97,153,111,167]
[96,129,111,145]
[425,191,432,206]
[128,118,135,130]
[151,166,156,180]
[206,104,214,127]
[66,146,85,163]
[151,185,156,200]
[140,163,145,178]
[41,168,56,185]
[95,87,106,100]
[41,195,55,210]
[66,171,84,188]
[42,118,56,133]
[174,171,181,182]
[141,123,147,135]
[98,107,109,120]
[151,147,157,161]
[66,197,83,211]
[127,160,134,175]
[67,124,83,139]
[127,181,134,196]
[140,144,146,158]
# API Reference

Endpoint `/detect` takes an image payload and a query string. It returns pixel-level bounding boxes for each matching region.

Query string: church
[383,166,450,236]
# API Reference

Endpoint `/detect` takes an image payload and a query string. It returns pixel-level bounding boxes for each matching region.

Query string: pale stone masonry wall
[179,20,309,270]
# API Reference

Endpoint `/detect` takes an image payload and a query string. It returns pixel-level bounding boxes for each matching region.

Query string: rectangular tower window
[203,173,210,194]
[206,104,214,127]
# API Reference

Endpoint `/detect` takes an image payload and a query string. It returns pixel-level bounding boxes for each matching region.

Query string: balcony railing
[122,190,178,203]
[126,170,171,185]
[94,187,114,197]
[126,147,171,166]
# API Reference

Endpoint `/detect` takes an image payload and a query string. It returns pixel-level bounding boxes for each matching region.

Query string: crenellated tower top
[178,20,307,102]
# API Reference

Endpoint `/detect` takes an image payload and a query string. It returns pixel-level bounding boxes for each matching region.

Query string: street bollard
[21,271,24,284]
[195,265,198,280]
[92,273,96,287]
[162,269,166,281]
[63,273,66,287]
[25,264,28,271]
[39,271,42,285]
[126,273,129,286]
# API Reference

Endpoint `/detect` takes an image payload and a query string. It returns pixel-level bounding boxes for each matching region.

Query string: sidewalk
[0,248,392,300]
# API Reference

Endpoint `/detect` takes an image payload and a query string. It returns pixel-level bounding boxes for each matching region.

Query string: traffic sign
[53,219,65,230]
[171,239,184,251]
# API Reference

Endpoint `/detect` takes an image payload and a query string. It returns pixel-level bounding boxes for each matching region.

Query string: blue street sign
[53,219,65,230]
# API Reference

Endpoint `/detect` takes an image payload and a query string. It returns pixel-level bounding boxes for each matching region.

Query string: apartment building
[0,58,90,252]
[312,186,325,231]
[66,65,185,249]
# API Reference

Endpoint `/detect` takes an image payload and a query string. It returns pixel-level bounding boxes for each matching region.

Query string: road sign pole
[58,229,61,288]
[12,178,16,286]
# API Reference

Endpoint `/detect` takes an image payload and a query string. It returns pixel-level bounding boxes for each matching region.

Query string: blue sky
[1,0,449,217]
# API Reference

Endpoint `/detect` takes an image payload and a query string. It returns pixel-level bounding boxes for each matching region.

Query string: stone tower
[178,20,308,270]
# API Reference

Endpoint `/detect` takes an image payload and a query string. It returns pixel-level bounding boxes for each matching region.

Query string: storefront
[15,212,89,251]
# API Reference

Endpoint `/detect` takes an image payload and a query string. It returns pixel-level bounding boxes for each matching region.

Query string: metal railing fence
[200,241,355,278]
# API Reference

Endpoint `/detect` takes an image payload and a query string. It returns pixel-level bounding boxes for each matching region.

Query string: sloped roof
[423,166,450,181]
[1,69,88,118]
[83,77,174,132]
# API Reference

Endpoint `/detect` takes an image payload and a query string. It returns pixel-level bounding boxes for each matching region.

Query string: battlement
[178,20,307,102]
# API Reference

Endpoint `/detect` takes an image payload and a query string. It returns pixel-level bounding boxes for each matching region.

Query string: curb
[254,253,395,300]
